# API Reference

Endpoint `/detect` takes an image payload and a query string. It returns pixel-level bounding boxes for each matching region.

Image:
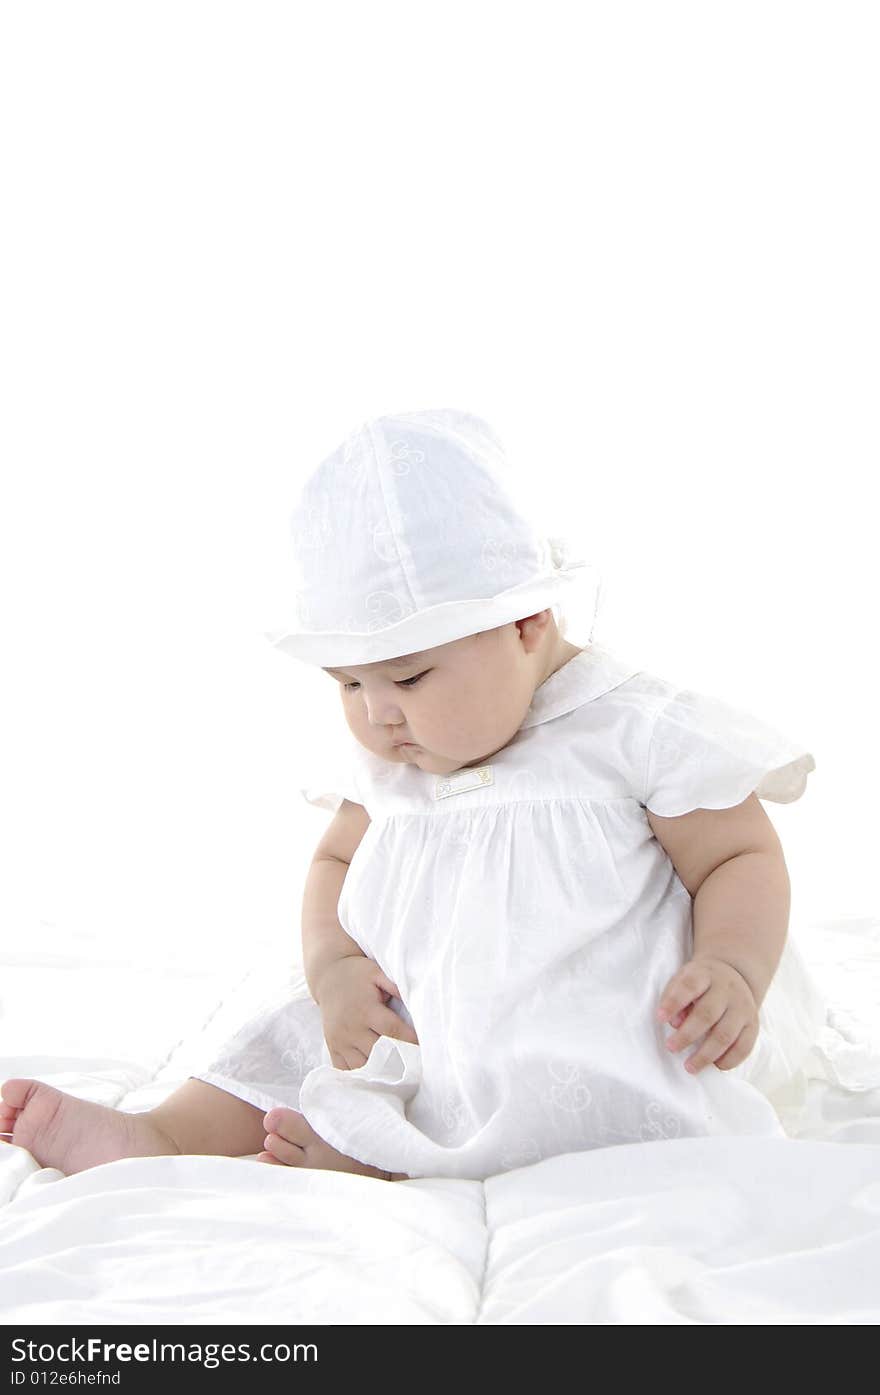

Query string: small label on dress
[433,765,494,799]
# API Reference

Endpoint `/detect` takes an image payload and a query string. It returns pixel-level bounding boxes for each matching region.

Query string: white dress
[194,643,826,1180]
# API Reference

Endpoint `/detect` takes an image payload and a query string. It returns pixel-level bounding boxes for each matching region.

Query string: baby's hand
[314,955,419,1071]
[656,955,759,1075]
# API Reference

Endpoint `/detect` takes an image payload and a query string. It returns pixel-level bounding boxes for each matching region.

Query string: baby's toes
[262,1131,305,1166]
[262,1107,286,1135]
[0,1105,18,1139]
[263,1107,315,1145]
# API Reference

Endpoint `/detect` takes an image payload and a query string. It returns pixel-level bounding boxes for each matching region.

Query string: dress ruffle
[644,687,815,817]
[300,738,364,813]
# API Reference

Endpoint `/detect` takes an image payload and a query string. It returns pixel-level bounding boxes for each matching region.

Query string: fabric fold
[298,1037,507,1180]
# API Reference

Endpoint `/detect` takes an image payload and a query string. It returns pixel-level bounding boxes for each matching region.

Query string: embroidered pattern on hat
[388,438,426,474]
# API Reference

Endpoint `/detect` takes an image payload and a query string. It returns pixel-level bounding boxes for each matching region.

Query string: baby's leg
[148,1079,267,1155]
[1,1078,405,1180]
[0,1077,265,1176]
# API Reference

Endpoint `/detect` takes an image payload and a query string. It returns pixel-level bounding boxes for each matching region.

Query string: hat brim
[263,564,597,667]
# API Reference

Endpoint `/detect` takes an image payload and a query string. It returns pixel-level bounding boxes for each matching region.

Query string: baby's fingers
[376,1007,420,1046]
[713,1019,760,1072]
[373,970,404,1002]
[656,961,714,1025]
[680,1010,749,1075]
[326,1038,372,1071]
[665,1004,692,1031]
[662,992,724,1055]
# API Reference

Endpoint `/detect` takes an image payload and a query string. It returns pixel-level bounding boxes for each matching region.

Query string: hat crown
[289,408,551,638]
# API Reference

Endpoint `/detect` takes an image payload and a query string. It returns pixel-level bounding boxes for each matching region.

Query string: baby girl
[1,408,815,1182]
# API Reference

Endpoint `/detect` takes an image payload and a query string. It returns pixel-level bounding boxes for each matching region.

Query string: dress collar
[518,643,642,730]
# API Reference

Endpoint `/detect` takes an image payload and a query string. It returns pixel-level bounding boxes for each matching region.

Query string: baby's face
[322,618,573,774]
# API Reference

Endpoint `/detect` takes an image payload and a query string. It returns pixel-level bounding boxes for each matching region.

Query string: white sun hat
[263,407,599,668]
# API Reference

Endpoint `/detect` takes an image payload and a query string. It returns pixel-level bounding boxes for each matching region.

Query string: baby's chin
[389,746,465,774]
[403,748,495,774]
[364,739,491,774]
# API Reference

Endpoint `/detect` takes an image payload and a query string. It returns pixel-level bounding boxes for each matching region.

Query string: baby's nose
[365,698,403,725]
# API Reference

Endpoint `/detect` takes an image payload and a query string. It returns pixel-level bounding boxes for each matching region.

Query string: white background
[1,1,877,992]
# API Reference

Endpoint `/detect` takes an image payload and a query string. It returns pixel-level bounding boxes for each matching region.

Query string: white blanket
[2,916,880,1324]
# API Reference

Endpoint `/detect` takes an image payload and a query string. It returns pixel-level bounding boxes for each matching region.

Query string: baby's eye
[342,671,428,693]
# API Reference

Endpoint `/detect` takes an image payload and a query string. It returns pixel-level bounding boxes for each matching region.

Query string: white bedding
[2,916,880,1325]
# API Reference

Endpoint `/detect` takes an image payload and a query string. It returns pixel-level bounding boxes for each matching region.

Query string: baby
[1,408,811,1181]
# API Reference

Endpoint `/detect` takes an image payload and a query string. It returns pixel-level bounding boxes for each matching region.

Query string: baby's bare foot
[258,1107,406,1181]
[0,1078,180,1176]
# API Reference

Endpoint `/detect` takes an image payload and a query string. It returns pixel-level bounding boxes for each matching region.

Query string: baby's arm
[648,792,789,1006]
[648,793,790,1073]
[301,798,372,1001]
[302,799,418,1069]
[689,833,790,1009]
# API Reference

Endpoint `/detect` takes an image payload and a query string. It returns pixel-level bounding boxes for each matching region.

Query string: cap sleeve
[299,741,365,814]
[644,687,815,817]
